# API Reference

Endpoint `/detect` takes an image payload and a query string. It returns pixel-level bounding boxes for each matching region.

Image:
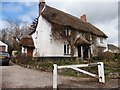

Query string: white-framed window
[100,38,104,43]
[22,47,27,56]
[64,44,70,55]
[50,38,52,43]
[35,31,38,39]
[65,29,71,36]
[90,34,92,41]
[34,48,39,56]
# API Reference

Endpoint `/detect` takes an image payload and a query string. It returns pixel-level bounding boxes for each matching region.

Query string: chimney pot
[38,0,45,16]
[39,0,45,3]
[80,14,87,22]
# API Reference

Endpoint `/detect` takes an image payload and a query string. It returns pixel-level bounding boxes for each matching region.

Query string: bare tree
[0,28,7,42]
[0,20,30,53]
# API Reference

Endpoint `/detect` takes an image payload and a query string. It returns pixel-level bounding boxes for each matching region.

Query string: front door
[77,45,90,59]
[77,46,81,57]
[83,46,89,59]
[27,48,33,57]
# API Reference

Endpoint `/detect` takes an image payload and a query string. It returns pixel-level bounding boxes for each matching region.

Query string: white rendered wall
[96,37,107,48]
[4,45,8,52]
[32,16,78,57]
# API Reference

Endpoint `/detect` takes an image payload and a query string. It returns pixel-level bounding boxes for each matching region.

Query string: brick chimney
[80,14,87,22]
[38,0,45,16]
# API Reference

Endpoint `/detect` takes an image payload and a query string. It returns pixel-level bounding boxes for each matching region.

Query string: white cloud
[46,0,119,2]
[95,18,118,46]
[18,2,38,23]
[19,2,37,7]
[1,0,119,2]
[18,15,32,23]
[3,3,23,13]
[26,6,38,18]
[0,20,9,30]
[18,3,38,24]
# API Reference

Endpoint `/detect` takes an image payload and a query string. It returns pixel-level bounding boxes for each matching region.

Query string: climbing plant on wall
[51,23,77,60]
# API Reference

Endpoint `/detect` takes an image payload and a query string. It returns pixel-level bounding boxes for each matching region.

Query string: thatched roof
[20,36,34,48]
[40,5,107,38]
[74,36,90,46]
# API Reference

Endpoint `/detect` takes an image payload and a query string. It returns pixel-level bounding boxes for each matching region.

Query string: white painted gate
[53,62,105,89]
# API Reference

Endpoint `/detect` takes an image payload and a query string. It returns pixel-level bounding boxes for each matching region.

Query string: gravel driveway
[0,62,119,89]
[1,63,54,88]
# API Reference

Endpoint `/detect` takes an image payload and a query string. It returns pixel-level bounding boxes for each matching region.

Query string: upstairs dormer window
[65,28,71,36]
[100,37,104,43]
[90,34,92,41]
[82,33,91,41]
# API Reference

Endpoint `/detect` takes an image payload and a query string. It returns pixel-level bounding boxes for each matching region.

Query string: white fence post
[53,62,105,89]
[53,64,57,89]
[98,62,105,83]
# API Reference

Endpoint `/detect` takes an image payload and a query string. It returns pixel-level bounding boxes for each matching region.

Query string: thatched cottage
[20,36,34,57]
[22,0,108,60]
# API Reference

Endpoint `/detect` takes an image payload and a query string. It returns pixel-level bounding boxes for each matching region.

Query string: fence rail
[53,62,105,89]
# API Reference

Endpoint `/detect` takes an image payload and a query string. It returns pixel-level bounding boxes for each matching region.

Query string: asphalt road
[0,62,119,89]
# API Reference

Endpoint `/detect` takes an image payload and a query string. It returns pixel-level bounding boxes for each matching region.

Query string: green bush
[92,55,104,61]
[103,51,115,60]
[114,53,120,60]
[11,58,17,63]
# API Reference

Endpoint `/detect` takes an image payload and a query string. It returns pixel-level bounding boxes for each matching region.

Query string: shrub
[92,54,104,61]
[103,51,115,60]
[11,58,17,63]
[114,53,120,60]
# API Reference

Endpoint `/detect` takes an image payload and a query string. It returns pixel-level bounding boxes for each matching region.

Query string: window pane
[100,38,103,43]
[65,29,71,36]
[64,45,66,54]
[67,45,69,54]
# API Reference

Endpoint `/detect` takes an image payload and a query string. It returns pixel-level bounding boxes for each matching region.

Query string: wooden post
[88,46,90,59]
[53,64,57,89]
[98,62,105,83]
[90,45,93,56]
[53,62,105,89]
[81,46,83,60]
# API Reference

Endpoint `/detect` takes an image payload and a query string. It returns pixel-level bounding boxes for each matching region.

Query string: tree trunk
[70,37,75,60]
[70,44,74,60]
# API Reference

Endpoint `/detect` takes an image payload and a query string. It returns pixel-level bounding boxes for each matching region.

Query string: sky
[0,0,119,46]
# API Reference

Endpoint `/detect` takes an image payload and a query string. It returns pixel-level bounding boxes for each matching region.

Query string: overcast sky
[0,0,119,46]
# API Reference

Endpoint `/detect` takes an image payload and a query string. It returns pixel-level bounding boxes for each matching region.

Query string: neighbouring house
[0,41,8,52]
[29,1,108,60]
[19,36,35,57]
[107,44,120,54]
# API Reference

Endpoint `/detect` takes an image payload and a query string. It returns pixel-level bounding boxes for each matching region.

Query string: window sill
[100,42,104,44]
[64,54,71,55]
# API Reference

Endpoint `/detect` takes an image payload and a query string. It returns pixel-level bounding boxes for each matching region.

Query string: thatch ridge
[41,5,108,38]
